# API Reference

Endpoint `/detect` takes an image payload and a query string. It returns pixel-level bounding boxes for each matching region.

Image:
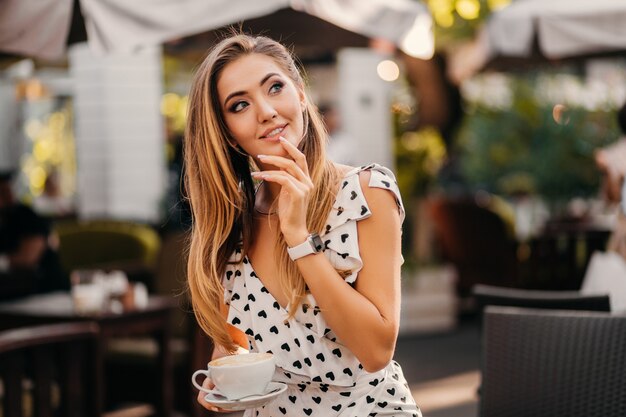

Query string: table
[0,292,177,417]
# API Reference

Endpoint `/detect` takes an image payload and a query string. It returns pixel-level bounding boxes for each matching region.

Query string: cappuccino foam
[210,352,273,367]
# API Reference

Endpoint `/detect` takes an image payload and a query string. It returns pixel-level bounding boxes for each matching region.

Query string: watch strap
[287,233,323,261]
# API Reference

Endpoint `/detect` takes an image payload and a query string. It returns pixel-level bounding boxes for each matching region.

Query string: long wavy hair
[184,33,341,352]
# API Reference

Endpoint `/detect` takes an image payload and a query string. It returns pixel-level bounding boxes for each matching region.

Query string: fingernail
[257,154,267,159]
[279,136,286,142]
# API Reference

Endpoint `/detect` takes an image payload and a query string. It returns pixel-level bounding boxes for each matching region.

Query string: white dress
[223,164,422,417]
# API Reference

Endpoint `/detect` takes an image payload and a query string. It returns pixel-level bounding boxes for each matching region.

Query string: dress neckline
[243,254,291,313]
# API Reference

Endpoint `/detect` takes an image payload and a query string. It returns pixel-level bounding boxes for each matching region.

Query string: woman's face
[217,53,305,167]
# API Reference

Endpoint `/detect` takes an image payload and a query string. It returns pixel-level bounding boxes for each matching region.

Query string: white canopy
[0,0,74,60]
[0,0,433,60]
[487,0,626,59]
[447,0,626,83]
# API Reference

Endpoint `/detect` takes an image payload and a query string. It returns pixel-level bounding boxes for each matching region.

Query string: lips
[260,124,287,139]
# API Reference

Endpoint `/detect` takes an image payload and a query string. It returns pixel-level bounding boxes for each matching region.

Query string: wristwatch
[287,233,324,261]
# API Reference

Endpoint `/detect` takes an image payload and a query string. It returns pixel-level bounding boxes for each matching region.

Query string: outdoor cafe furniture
[480,306,626,417]
[0,292,176,417]
[53,220,161,291]
[518,223,611,291]
[0,322,102,417]
[472,284,611,313]
[428,195,612,296]
[428,196,519,296]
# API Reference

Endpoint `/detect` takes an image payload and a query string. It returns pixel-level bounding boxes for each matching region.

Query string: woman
[186,33,420,416]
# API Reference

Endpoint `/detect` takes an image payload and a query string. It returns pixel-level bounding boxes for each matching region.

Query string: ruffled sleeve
[322,164,405,285]
[366,165,405,221]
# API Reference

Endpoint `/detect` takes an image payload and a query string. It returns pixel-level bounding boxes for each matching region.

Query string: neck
[263,181,281,201]
[255,180,280,214]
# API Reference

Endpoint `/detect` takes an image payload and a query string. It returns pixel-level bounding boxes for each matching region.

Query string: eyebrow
[223,72,279,107]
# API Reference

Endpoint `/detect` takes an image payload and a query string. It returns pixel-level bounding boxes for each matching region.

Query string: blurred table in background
[517,223,611,290]
[428,195,612,297]
[0,292,176,417]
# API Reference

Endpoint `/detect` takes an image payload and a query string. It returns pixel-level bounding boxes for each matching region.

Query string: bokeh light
[161,93,180,117]
[434,11,455,28]
[487,0,512,11]
[29,166,47,194]
[377,60,400,82]
[456,0,481,20]
[552,104,570,125]
[400,14,435,59]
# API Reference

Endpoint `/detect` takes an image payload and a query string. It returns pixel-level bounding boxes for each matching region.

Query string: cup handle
[192,369,213,393]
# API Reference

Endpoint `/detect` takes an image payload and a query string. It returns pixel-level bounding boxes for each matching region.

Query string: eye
[269,81,284,94]
[229,101,249,113]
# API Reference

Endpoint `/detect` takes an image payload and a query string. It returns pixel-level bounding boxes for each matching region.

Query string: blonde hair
[184,33,340,352]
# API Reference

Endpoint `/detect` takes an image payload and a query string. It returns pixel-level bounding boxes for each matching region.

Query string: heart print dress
[223,164,421,417]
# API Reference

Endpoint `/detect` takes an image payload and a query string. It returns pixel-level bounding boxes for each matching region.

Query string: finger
[201,377,215,390]
[279,136,309,176]
[257,155,310,185]
[251,170,302,187]
[197,391,221,413]
[254,171,306,197]
[197,378,223,412]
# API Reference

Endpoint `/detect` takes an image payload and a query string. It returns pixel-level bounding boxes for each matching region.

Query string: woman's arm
[293,171,402,373]
[254,138,403,372]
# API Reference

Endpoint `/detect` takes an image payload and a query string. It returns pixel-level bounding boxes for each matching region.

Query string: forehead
[217,53,289,98]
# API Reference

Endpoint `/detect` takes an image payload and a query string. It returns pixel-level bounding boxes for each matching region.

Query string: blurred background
[1,1,625,416]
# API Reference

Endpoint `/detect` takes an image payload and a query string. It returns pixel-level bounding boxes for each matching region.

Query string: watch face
[311,233,324,253]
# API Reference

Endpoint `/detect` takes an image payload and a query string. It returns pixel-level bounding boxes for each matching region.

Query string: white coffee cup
[192,352,275,400]
[71,270,106,315]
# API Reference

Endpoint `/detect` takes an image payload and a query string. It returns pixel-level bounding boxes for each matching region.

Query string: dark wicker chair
[472,284,611,313]
[480,306,626,417]
[428,197,519,297]
[0,322,102,417]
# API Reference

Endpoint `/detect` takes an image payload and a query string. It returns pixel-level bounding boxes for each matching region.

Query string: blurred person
[33,170,75,218]
[0,171,68,297]
[594,102,626,258]
[185,33,420,416]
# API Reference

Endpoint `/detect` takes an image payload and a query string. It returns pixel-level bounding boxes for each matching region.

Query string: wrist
[284,229,310,248]
[286,232,324,261]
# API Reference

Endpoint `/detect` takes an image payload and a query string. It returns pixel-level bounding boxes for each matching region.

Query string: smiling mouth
[261,125,286,139]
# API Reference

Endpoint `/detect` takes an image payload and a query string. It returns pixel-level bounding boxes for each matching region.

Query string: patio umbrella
[0,0,74,60]
[0,0,433,60]
[487,0,626,59]
[448,0,626,83]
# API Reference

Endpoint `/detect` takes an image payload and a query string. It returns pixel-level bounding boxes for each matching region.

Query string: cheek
[224,114,252,144]
[285,100,305,134]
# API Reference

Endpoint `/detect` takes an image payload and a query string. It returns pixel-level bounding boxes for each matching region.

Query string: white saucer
[204,382,288,411]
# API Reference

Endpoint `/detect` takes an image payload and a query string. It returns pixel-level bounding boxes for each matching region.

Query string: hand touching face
[252,137,314,245]
[217,53,306,169]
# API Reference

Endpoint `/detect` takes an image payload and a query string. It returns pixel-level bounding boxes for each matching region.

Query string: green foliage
[426,0,512,49]
[457,77,620,202]
[393,101,447,201]
[395,127,448,199]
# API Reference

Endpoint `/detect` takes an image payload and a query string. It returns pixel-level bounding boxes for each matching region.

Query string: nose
[257,98,277,123]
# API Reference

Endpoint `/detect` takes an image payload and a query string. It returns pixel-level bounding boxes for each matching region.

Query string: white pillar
[69,43,165,222]
[0,79,19,173]
[337,48,394,170]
